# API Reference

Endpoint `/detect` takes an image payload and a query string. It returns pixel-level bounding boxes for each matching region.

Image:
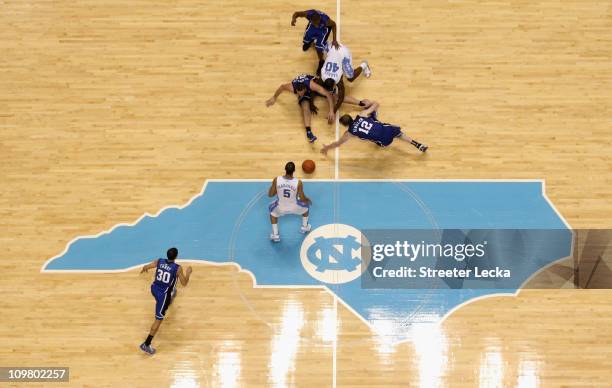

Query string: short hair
[323,78,335,91]
[167,247,178,261]
[310,12,321,24]
[285,161,296,175]
[339,114,353,127]
[294,83,306,92]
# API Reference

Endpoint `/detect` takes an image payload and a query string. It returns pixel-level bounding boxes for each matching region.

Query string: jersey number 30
[156,269,171,283]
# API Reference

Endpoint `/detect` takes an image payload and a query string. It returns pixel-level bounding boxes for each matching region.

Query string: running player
[268,162,312,242]
[321,42,372,112]
[320,101,428,155]
[291,9,338,75]
[139,247,192,355]
[266,74,335,143]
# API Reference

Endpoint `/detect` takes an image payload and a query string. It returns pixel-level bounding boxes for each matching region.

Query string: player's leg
[300,98,317,143]
[269,200,281,242]
[314,28,331,75]
[302,23,315,51]
[398,132,428,152]
[140,289,171,354]
[300,210,311,233]
[269,214,280,242]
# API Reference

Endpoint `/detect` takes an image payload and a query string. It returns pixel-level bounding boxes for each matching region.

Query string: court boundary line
[40,178,573,346]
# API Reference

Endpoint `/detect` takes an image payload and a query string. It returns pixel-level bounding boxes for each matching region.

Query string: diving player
[321,42,372,112]
[320,101,428,155]
[268,162,312,242]
[139,247,192,355]
[291,9,338,75]
[266,74,335,143]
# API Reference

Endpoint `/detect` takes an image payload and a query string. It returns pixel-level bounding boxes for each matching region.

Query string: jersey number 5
[283,189,291,198]
[156,269,171,283]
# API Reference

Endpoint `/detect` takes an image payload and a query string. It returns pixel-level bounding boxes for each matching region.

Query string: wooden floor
[1,0,612,386]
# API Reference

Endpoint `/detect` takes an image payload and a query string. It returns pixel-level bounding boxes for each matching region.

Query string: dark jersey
[292,74,315,94]
[348,115,402,147]
[306,9,330,30]
[152,258,179,293]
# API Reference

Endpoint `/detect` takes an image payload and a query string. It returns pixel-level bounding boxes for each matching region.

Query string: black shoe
[419,144,428,152]
[307,131,317,143]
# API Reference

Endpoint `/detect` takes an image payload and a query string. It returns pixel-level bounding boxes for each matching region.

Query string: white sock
[360,63,367,71]
[272,224,279,235]
[302,216,309,227]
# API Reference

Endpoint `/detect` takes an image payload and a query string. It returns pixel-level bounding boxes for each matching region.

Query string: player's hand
[266,97,276,107]
[332,40,339,49]
[327,111,335,124]
[140,266,148,274]
[291,18,297,26]
[186,266,193,275]
[320,145,329,156]
[361,99,373,107]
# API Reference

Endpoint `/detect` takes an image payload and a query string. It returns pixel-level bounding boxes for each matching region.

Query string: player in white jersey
[321,42,372,112]
[267,162,312,242]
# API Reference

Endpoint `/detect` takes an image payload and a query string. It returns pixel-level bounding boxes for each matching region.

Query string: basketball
[302,159,315,174]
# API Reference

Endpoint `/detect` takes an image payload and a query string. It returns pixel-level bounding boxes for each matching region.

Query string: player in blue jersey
[320,101,428,155]
[291,9,338,75]
[266,74,335,143]
[139,247,192,355]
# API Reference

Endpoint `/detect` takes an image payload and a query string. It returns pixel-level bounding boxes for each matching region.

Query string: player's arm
[327,19,339,48]
[333,79,345,113]
[297,180,311,205]
[310,81,335,124]
[266,83,293,107]
[268,177,278,197]
[140,259,158,273]
[291,10,308,26]
[321,131,353,156]
[177,265,192,286]
[357,100,380,117]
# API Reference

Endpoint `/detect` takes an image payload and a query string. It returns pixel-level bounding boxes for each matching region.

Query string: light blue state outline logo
[42,179,573,343]
[300,224,363,284]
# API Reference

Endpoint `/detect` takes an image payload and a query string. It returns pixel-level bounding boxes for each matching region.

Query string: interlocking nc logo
[300,224,364,284]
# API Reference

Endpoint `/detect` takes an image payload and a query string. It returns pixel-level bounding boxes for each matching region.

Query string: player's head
[339,114,353,127]
[167,247,178,261]
[294,82,307,97]
[310,12,321,27]
[285,161,296,176]
[323,78,335,92]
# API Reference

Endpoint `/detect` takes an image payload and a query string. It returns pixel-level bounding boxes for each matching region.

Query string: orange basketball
[302,159,316,174]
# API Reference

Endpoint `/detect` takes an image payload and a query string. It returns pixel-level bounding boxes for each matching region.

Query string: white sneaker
[300,224,312,234]
[270,233,281,242]
[361,61,372,78]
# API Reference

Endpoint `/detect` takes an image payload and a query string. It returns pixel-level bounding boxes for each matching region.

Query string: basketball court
[2,0,612,386]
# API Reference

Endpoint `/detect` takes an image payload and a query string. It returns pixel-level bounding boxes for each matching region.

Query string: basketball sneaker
[270,233,281,242]
[361,61,372,78]
[300,224,312,234]
[306,130,317,143]
[419,144,428,152]
[140,343,156,355]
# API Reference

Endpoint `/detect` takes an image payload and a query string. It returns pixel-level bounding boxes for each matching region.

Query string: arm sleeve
[342,57,354,78]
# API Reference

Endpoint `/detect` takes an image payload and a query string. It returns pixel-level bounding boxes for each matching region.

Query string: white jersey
[276,175,299,207]
[322,43,354,83]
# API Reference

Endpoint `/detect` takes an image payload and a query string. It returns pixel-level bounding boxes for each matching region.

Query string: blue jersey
[152,258,179,293]
[306,10,330,30]
[292,74,315,94]
[348,115,403,147]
